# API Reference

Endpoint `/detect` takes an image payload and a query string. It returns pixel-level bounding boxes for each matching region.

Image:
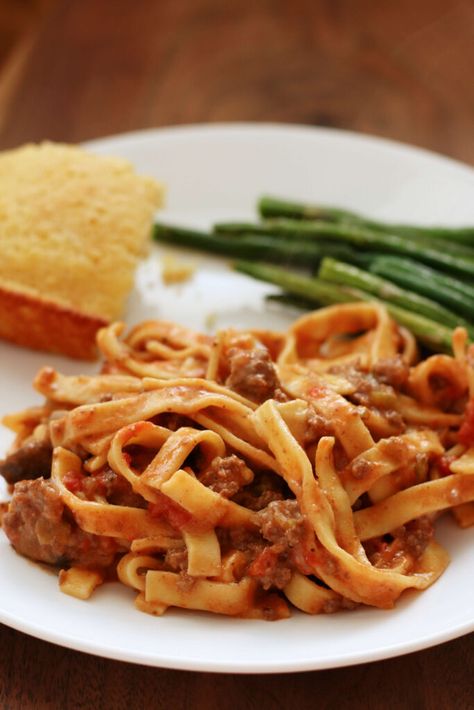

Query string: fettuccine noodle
[1,302,473,620]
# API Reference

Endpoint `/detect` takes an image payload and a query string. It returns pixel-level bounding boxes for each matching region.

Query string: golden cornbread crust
[0,141,164,358]
[0,284,108,359]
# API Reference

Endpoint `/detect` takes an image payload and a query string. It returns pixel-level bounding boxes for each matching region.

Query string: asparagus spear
[154,223,378,269]
[235,260,455,353]
[369,256,474,320]
[216,219,474,278]
[258,196,474,245]
[318,257,473,334]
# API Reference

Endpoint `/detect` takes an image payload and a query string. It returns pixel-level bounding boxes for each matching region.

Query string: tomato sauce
[459,398,474,447]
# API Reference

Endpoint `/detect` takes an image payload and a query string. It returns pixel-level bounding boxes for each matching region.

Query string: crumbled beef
[77,467,145,508]
[332,443,350,471]
[372,356,410,389]
[348,436,410,481]
[153,413,195,431]
[328,363,377,394]
[383,409,406,433]
[304,409,332,446]
[225,346,280,403]
[232,471,286,511]
[221,527,264,558]
[392,516,434,559]
[219,499,309,591]
[3,478,119,568]
[199,454,253,498]
[0,439,52,484]
[248,546,293,590]
[247,500,308,590]
[350,458,373,480]
[322,596,359,613]
[273,388,291,403]
[257,499,306,549]
[331,357,409,393]
[164,545,188,572]
[366,516,434,569]
[164,545,195,590]
[330,362,403,417]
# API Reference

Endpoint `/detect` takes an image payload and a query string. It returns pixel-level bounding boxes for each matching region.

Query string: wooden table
[0,1,473,707]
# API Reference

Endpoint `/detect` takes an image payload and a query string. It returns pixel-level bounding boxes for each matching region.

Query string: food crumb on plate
[161,254,196,285]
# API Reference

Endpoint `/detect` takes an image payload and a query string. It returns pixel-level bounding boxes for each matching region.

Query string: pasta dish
[1,302,473,620]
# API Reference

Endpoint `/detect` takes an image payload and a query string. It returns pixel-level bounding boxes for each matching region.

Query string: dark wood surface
[0,1,473,708]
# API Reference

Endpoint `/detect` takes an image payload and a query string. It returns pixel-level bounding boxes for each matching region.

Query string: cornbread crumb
[0,142,164,358]
[204,312,217,331]
[161,254,196,285]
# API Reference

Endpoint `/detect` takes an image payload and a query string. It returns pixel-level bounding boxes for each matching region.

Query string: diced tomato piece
[63,469,84,493]
[437,454,456,477]
[459,398,474,447]
[308,385,325,399]
[81,537,91,553]
[248,546,279,578]
[302,544,321,570]
[148,494,193,529]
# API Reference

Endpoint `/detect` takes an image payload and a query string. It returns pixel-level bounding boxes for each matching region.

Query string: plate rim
[0,595,473,673]
[1,122,473,673]
[83,121,474,178]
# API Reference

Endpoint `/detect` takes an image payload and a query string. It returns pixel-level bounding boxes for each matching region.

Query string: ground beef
[372,356,410,389]
[199,455,252,498]
[0,439,52,484]
[163,546,196,591]
[329,362,376,392]
[164,545,188,572]
[322,596,360,613]
[304,409,332,446]
[330,362,404,418]
[349,458,374,480]
[349,436,410,481]
[383,409,406,433]
[257,499,306,549]
[219,527,263,560]
[245,500,308,590]
[331,357,409,393]
[232,471,286,511]
[225,346,280,403]
[392,516,434,559]
[247,545,293,590]
[218,498,309,591]
[153,413,196,431]
[3,478,119,568]
[71,467,145,508]
[366,516,434,569]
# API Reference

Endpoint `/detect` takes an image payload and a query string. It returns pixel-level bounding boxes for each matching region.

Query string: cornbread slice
[0,142,163,358]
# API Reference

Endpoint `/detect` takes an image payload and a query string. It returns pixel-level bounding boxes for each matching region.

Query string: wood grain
[0,623,473,710]
[0,0,473,163]
[0,0,473,707]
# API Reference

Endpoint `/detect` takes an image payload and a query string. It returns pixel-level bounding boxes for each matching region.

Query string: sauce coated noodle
[2,303,474,620]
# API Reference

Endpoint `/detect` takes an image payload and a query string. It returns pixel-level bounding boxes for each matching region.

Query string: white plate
[1,124,473,673]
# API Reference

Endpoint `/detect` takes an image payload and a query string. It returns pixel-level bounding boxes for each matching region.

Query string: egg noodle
[2,302,474,620]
